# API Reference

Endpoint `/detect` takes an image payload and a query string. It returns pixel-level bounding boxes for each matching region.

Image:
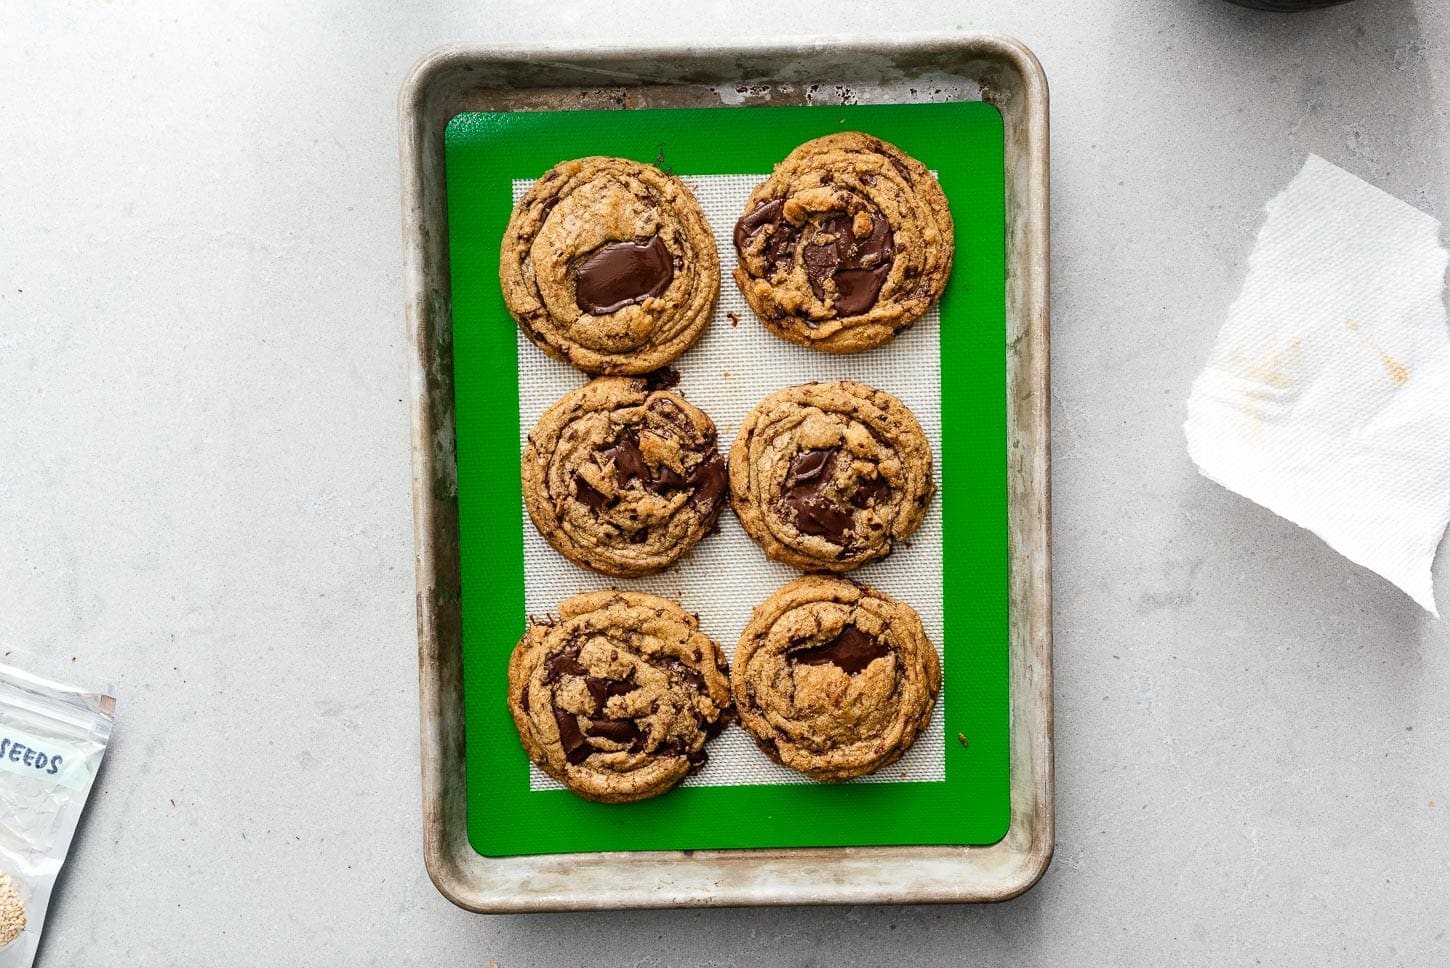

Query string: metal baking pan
[399,32,1052,911]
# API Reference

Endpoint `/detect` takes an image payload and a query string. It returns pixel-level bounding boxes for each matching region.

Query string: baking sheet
[403,33,1053,909]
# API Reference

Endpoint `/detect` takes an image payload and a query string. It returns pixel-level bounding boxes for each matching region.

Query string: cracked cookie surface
[508,590,732,803]
[502,156,719,374]
[732,577,940,782]
[729,381,933,573]
[732,132,953,354]
[524,374,728,577]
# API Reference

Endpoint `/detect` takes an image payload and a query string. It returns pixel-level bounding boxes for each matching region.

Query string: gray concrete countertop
[3,0,1448,964]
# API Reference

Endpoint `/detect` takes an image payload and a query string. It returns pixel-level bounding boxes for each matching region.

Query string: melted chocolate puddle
[792,624,891,675]
[573,236,674,315]
[781,447,852,544]
[685,454,728,518]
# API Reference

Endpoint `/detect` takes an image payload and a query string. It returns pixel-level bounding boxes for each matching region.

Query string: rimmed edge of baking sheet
[400,31,1051,911]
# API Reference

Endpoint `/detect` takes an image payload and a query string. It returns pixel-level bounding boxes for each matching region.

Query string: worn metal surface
[399,33,1052,912]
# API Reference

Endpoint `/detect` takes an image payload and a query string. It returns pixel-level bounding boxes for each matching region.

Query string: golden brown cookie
[732,132,953,354]
[508,590,732,803]
[501,156,719,374]
[523,373,728,577]
[733,577,940,781]
[729,381,934,573]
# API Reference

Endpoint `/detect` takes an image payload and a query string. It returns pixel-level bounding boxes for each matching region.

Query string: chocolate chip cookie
[733,132,954,354]
[733,576,940,782]
[502,156,719,374]
[729,381,934,573]
[523,373,728,577]
[508,590,732,803]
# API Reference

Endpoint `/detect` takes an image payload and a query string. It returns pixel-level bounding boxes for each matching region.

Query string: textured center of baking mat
[514,173,946,790]
[445,102,1008,856]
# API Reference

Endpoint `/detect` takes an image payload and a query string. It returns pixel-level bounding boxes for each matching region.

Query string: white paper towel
[1185,155,1450,615]
[513,174,947,787]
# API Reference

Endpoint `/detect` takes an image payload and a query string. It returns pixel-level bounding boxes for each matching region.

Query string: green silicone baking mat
[444,101,1008,857]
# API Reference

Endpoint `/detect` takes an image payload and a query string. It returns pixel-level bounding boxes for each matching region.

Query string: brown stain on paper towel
[1229,339,1302,391]
[1346,320,1410,386]
[1226,339,1304,432]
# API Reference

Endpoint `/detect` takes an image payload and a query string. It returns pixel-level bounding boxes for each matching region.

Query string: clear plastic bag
[0,665,114,967]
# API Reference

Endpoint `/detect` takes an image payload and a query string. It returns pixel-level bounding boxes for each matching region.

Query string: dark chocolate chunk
[785,494,853,541]
[787,448,835,487]
[599,430,652,487]
[792,624,891,675]
[831,268,892,316]
[544,647,589,682]
[734,198,782,250]
[646,397,702,439]
[802,212,894,316]
[734,198,801,275]
[666,660,706,691]
[585,718,644,746]
[574,475,610,511]
[573,236,674,315]
[584,675,637,714]
[851,475,892,508]
[876,142,914,183]
[651,463,687,488]
[598,427,725,519]
[642,366,681,391]
[685,452,727,519]
[703,705,731,739]
[653,463,688,488]
[781,447,852,544]
[553,707,592,764]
